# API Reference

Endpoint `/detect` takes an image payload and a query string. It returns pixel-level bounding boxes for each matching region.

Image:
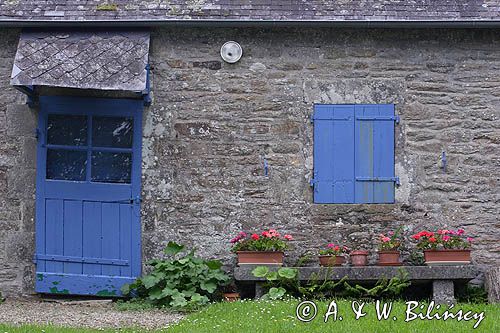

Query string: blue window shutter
[313,105,355,203]
[354,104,395,203]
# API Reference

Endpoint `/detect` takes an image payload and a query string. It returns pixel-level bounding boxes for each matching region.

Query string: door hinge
[131,196,142,204]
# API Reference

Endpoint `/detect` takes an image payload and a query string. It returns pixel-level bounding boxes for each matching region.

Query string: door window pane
[47,115,87,146]
[92,117,133,148]
[46,149,87,181]
[91,151,132,183]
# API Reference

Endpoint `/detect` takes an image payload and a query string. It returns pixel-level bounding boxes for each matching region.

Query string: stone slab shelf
[234,265,479,303]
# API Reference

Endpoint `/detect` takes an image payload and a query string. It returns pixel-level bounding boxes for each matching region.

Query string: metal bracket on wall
[142,64,152,106]
[14,85,37,108]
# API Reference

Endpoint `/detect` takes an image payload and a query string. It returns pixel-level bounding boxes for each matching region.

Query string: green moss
[49,287,69,294]
[96,3,118,11]
[96,289,117,296]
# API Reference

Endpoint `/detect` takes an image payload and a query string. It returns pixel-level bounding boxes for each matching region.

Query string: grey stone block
[6,104,36,137]
[432,280,455,304]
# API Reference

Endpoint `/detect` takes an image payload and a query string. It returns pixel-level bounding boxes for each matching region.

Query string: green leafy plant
[252,266,346,300]
[252,266,298,300]
[0,291,4,304]
[122,242,230,309]
[343,268,410,299]
[456,285,488,304]
[407,251,425,266]
[115,298,156,311]
[318,243,350,256]
[379,227,403,251]
[230,229,293,253]
[294,251,314,267]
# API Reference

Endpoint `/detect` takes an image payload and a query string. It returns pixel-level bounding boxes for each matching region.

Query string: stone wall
[0,27,499,296]
[144,27,499,274]
[0,29,37,296]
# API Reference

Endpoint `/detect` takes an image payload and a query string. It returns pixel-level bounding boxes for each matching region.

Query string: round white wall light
[220,41,243,63]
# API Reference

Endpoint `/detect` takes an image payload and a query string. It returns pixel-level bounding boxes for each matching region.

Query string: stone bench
[234,265,480,303]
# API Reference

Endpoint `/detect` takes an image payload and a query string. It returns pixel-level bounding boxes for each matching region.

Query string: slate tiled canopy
[10,30,150,92]
[0,0,498,23]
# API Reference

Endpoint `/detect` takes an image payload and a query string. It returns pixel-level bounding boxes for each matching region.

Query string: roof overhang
[0,19,499,28]
[10,30,150,95]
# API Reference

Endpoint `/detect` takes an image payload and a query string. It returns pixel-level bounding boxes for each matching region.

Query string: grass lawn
[171,299,498,333]
[0,299,498,332]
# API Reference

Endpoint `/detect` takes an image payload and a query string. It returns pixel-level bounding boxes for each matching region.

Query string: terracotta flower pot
[424,249,471,265]
[236,251,284,265]
[319,255,345,267]
[377,250,401,266]
[350,250,369,266]
[223,292,240,302]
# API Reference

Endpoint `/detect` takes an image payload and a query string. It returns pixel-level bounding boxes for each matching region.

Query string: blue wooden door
[35,96,142,296]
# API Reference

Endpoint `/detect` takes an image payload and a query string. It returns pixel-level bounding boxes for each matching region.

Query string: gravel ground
[0,298,184,330]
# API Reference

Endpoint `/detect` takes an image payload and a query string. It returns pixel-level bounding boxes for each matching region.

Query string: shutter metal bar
[34,254,129,266]
[356,176,400,186]
[356,115,400,124]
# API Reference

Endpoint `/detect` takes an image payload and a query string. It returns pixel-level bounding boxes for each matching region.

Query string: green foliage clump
[114,298,156,311]
[252,266,347,300]
[343,268,410,299]
[457,285,488,304]
[252,266,298,300]
[0,291,3,304]
[252,266,410,300]
[122,242,230,310]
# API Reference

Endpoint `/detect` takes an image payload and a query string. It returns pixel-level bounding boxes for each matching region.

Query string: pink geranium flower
[284,234,293,241]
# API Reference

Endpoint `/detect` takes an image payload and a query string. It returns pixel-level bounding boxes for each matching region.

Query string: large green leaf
[170,294,188,308]
[190,293,209,305]
[252,266,269,278]
[266,271,278,281]
[164,241,185,256]
[267,287,286,300]
[278,267,297,279]
[121,283,131,295]
[206,260,223,270]
[142,275,160,289]
[148,287,163,300]
[200,281,217,293]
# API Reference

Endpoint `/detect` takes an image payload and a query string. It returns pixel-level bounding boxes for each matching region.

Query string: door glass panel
[92,117,133,148]
[47,115,87,146]
[91,151,132,183]
[46,149,87,181]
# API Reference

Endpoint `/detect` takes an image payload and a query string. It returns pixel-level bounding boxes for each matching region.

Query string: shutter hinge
[310,171,318,187]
